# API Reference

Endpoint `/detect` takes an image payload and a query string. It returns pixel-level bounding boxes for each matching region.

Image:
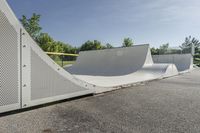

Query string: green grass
[55,61,76,67]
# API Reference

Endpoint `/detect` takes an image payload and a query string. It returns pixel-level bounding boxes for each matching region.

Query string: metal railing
[151,46,200,67]
[46,52,79,67]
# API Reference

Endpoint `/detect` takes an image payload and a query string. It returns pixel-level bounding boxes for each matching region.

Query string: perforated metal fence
[0,0,94,113]
[0,10,20,111]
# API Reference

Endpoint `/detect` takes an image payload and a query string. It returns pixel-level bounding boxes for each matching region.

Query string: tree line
[20,13,133,54]
[151,37,200,55]
[20,13,200,56]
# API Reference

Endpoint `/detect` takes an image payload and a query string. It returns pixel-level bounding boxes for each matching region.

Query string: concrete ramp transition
[153,54,193,72]
[66,45,178,93]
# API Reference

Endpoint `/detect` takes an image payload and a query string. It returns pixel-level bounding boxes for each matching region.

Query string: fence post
[61,55,64,67]
[191,43,195,56]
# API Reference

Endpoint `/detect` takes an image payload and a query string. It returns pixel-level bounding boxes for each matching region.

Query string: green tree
[36,33,53,45]
[80,40,105,51]
[20,13,42,39]
[158,43,169,54]
[197,48,200,54]
[122,38,133,47]
[67,46,78,54]
[35,33,57,52]
[151,47,159,55]
[180,36,200,54]
[56,41,77,54]
[36,34,77,53]
[106,43,113,49]
[20,14,79,54]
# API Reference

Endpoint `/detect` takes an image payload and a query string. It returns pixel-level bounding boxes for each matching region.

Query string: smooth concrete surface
[67,45,178,88]
[73,64,178,87]
[0,68,200,133]
[153,54,193,72]
[67,45,153,76]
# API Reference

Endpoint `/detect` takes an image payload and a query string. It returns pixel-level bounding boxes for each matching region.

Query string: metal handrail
[45,52,79,57]
[45,52,78,67]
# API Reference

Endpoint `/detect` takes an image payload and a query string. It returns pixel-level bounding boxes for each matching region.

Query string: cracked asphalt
[0,69,200,133]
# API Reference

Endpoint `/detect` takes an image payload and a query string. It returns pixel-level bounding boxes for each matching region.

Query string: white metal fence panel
[0,9,21,113]
[0,0,94,113]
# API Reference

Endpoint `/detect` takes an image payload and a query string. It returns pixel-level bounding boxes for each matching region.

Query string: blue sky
[7,0,200,47]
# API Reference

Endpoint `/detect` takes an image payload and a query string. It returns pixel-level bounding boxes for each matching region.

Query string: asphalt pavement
[0,69,200,133]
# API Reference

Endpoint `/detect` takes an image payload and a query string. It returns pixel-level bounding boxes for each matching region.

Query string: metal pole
[61,55,64,67]
[191,43,195,56]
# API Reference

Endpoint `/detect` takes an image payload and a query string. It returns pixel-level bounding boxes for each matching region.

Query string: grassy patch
[55,61,76,67]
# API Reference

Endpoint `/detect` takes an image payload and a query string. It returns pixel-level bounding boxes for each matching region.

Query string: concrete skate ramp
[153,54,193,72]
[67,45,178,88]
[68,45,153,76]
[0,0,94,113]
[71,64,178,88]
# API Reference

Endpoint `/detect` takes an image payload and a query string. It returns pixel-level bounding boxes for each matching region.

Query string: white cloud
[97,0,200,24]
